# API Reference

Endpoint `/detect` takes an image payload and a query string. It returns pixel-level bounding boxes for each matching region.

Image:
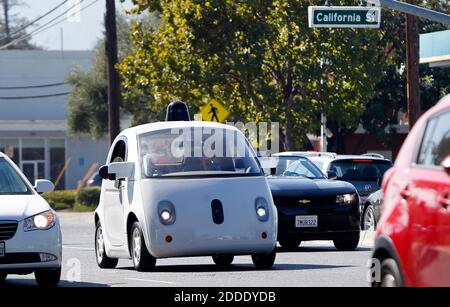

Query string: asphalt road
[3,212,376,287]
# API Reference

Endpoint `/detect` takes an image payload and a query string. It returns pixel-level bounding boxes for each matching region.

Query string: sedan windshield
[138,128,262,178]
[274,156,326,179]
[0,158,32,195]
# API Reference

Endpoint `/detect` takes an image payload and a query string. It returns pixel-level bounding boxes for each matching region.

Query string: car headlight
[23,210,56,232]
[158,201,176,225]
[255,197,269,222]
[336,193,358,205]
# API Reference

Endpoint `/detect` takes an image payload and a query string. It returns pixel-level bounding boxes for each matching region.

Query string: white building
[0,50,109,189]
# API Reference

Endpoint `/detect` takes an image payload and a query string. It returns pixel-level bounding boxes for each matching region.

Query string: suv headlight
[23,210,56,231]
[255,197,270,222]
[335,193,358,205]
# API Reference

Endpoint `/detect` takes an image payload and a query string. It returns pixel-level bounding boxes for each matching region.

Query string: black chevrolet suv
[266,153,361,251]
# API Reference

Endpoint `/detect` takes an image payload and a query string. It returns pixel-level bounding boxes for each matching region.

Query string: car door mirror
[327,170,337,180]
[441,155,450,176]
[108,162,135,180]
[99,165,115,180]
[34,179,54,194]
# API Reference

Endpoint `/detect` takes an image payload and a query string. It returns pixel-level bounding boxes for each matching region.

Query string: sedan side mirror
[441,155,450,176]
[35,179,54,194]
[327,170,337,180]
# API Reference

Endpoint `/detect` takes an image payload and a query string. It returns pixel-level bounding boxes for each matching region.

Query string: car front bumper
[277,203,361,241]
[0,219,62,273]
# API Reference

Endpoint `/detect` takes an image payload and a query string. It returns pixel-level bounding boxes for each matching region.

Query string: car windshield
[329,159,392,182]
[138,127,262,178]
[274,156,326,179]
[0,158,32,195]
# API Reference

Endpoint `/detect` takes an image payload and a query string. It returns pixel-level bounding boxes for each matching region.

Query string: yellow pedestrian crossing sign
[198,99,230,123]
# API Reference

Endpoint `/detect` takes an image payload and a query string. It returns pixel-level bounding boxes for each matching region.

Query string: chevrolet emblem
[298,199,311,204]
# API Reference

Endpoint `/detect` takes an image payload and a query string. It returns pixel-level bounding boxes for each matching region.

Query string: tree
[119,0,391,151]
[359,1,450,149]
[0,0,38,49]
[67,13,160,138]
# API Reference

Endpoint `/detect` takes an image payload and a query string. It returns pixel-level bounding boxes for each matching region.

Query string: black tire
[35,267,61,287]
[0,273,7,283]
[333,232,360,251]
[130,222,156,272]
[362,205,376,231]
[279,239,301,250]
[373,258,404,287]
[212,255,234,267]
[252,248,277,269]
[95,221,118,269]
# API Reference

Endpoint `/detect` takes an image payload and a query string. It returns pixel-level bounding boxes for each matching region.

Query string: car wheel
[131,222,156,272]
[333,232,360,251]
[0,273,7,283]
[363,205,376,231]
[252,248,277,269]
[95,221,118,269]
[376,258,404,287]
[279,239,301,250]
[35,267,61,287]
[212,255,234,267]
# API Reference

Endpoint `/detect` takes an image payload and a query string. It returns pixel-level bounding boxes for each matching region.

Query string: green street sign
[308,6,381,28]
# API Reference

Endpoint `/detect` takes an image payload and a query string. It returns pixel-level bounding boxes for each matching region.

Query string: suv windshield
[329,159,392,181]
[0,158,32,195]
[138,128,262,178]
[274,156,326,179]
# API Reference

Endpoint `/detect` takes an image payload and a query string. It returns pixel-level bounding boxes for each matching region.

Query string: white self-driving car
[95,121,277,271]
[0,152,62,286]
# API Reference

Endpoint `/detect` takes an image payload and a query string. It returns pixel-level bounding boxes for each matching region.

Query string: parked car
[268,153,361,251]
[84,172,102,187]
[0,152,61,286]
[361,190,382,231]
[95,121,278,272]
[297,152,392,203]
[373,94,450,287]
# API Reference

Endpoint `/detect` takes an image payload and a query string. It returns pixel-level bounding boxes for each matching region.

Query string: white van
[94,121,277,271]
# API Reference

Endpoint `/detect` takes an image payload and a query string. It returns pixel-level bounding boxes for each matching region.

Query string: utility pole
[405,0,421,128]
[105,0,121,145]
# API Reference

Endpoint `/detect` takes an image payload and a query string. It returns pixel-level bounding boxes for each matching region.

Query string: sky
[15,0,133,50]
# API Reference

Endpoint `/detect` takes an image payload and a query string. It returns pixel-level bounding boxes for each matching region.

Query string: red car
[373,94,450,287]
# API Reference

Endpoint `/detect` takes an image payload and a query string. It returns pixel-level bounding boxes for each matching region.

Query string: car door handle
[438,195,450,209]
[400,188,411,199]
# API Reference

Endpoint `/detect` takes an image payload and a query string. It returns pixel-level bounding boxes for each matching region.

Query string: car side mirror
[99,165,115,180]
[441,155,450,176]
[327,170,337,180]
[34,179,54,194]
[108,162,135,180]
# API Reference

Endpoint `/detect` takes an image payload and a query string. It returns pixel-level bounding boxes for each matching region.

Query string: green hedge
[42,190,76,210]
[42,187,101,211]
[75,187,101,208]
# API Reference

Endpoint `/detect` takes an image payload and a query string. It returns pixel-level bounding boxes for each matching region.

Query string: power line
[0,0,95,50]
[0,82,67,90]
[3,0,70,43]
[0,92,70,100]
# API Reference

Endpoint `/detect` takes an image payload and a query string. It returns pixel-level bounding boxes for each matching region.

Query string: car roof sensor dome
[166,100,191,121]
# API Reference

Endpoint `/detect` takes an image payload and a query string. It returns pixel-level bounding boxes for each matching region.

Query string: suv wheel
[279,239,301,250]
[252,248,277,269]
[372,258,404,287]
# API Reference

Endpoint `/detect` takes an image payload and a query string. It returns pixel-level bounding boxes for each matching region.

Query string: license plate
[295,215,318,228]
[0,242,4,257]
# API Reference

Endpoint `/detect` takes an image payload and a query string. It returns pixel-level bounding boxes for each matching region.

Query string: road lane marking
[126,278,176,285]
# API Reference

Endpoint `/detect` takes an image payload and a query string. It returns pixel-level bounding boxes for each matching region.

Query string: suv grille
[0,221,18,240]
